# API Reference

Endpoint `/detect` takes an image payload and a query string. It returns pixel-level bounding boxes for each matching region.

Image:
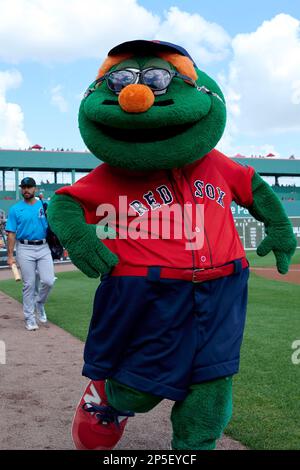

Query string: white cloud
[0,0,230,65]
[0,0,159,63]
[221,14,300,140]
[155,7,231,65]
[51,85,68,112]
[217,128,281,158]
[0,70,30,148]
[291,79,300,105]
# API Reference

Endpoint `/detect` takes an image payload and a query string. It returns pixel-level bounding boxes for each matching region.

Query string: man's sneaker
[25,318,39,331]
[71,380,134,450]
[35,302,47,323]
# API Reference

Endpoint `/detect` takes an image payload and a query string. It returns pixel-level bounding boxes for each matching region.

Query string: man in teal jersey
[6,177,56,331]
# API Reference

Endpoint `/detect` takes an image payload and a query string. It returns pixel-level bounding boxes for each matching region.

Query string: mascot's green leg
[105,378,163,413]
[106,377,232,450]
[171,377,233,450]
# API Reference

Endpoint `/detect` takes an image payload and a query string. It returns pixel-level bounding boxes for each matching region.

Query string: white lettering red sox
[194,180,226,207]
[130,181,226,215]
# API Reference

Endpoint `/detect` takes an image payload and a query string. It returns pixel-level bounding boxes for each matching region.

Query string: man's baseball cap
[19,177,36,187]
[108,40,198,68]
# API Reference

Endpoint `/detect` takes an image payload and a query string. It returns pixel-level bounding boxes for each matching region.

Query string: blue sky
[0,0,299,157]
[142,0,300,35]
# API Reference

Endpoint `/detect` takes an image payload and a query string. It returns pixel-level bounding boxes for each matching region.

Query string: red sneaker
[71,379,134,450]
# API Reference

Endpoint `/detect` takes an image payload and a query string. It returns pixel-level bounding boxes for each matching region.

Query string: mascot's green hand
[249,172,297,274]
[256,224,296,274]
[66,224,118,278]
[47,194,119,278]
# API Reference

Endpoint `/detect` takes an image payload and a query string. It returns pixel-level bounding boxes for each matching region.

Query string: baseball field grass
[246,248,300,267]
[0,249,299,450]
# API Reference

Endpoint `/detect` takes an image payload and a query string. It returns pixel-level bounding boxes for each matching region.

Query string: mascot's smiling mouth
[102,99,175,107]
[94,120,199,142]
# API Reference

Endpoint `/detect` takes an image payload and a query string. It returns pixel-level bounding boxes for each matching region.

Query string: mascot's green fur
[48,40,297,450]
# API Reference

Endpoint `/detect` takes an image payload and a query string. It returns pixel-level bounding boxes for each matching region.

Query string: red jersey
[56,149,255,270]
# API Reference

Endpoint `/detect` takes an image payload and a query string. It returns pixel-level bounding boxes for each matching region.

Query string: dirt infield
[0,268,246,450]
[252,265,300,285]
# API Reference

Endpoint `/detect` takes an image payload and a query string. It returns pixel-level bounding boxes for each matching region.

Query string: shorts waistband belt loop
[147,266,161,282]
[233,258,243,274]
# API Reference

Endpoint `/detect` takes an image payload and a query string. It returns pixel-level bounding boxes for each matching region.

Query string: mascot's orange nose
[118,84,155,113]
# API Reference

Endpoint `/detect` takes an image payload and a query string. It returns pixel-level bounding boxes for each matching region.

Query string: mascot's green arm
[47,193,119,278]
[249,172,297,274]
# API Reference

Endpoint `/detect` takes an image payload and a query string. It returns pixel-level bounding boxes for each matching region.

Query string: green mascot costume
[47,40,297,450]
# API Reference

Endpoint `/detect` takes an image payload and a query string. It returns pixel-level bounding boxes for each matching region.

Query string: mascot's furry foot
[71,380,134,450]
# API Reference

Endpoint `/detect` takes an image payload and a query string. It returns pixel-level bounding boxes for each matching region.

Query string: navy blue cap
[19,177,36,187]
[108,40,198,68]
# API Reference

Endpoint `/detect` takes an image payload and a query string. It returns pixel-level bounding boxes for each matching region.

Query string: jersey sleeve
[212,150,255,207]
[5,207,17,232]
[55,165,107,224]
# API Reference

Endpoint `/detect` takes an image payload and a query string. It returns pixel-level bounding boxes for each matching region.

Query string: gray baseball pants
[16,241,56,321]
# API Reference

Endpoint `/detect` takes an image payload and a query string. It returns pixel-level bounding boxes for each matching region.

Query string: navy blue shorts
[83,260,249,401]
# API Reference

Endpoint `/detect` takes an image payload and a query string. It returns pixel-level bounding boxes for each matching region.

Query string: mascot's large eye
[141,69,171,91]
[104,68,173,94]
[86,67,226,104]
[107,70,137,93]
